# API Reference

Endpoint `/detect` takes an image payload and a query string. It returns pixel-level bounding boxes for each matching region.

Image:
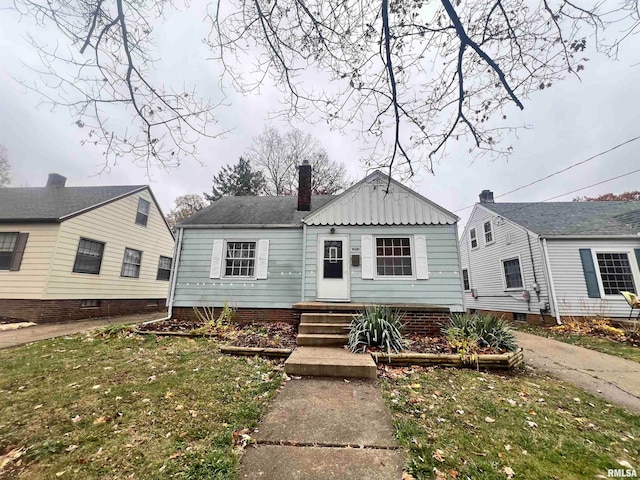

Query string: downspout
[301,223,307,302]
[143,226,183,325]
[541,237,562,325]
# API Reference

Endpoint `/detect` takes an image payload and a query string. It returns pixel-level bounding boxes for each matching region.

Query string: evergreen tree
[204,157,266,202]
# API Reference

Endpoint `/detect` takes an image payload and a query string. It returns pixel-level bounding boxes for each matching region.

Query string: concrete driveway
[0,312,166,349]
[515,331,640,414]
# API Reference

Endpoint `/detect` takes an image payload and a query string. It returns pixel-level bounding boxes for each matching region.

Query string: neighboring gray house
[460,190,640,324]
[168,166,464,333]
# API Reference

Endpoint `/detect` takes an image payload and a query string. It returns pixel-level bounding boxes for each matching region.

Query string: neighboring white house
[460,190,640,324]
[0,174,175,322]
[168,166,464,335]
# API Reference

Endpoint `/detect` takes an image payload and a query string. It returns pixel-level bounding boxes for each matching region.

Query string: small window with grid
[376,237,412,276]
[73,238,105,274]
[135,198,150,226]
[225,242,256,277]
[462,269,470,291]
[484,221,494,244]
[121,248,143,278]
[596,252,636,295]
[0,232,18,270]
[156,256,172,281]
[470,228,478,249]
[502,257,523,289]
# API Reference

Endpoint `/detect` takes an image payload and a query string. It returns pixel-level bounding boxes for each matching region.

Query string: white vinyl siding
[545,239,640,318]
[460,206,550,316]
[44,189,174,300]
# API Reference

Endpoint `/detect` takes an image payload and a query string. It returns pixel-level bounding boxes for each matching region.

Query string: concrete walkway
[515,331,640,413]
[0,312,166,349]
[238,377,405,479]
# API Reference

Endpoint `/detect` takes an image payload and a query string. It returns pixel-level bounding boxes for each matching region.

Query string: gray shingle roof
[481,201,640,236]
[0,185,146,222]
[180,195,336,226]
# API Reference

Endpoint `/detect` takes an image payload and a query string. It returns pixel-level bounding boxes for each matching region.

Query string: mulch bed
[137,319,297,349]
[364,335,509,355]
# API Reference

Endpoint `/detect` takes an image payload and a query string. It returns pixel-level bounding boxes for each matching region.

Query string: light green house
[168,167,464,332]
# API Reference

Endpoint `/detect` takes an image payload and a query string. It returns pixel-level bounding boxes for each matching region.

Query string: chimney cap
[46,173,67,188]
[301,159,310,165]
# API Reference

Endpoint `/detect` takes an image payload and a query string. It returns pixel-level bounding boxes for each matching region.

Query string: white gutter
[541,237,562,325]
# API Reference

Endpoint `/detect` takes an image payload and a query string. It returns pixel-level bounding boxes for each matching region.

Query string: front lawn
[512,322,640,364]
[381,366,640,480]
[0,327,282,479]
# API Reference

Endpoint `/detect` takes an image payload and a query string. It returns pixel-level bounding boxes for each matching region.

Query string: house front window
[225,241,256,277]
[136,198,150,226]
[462,269,470,291]
[470,228,478,249]
[596,252,636,295]
[156,256,172,281]
[502,257,523,289]
[376,237,412,276]
[121,248,143,278]
[0,232,18,270]
[73,238,105,274]
[484,220,494,244]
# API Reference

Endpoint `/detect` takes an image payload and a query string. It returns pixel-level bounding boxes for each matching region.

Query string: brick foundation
[172,305,450,336]
[0,298,166,323]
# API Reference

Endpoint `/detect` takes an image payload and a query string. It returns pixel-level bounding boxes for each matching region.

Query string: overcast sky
[1,4,639,233]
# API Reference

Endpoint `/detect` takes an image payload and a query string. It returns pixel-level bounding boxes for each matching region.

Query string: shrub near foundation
[348,305,405,355]
[444,313,518,353]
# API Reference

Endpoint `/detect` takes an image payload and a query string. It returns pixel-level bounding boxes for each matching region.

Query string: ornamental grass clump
[444,313,518,352]
[348,305,405,355]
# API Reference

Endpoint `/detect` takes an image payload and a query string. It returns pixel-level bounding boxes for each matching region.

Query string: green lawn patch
[0,327,282,479]
[512,322,640,364]
[380,366,640,479]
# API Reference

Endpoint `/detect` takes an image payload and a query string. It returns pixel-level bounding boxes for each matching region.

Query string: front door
[316,234,350,301]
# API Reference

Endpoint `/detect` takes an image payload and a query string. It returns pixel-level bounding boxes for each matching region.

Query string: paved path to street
[515,331,640,414]
[0,312,166,349]
[238,377,405,479]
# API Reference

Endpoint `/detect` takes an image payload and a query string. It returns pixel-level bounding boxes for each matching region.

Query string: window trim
[462,268,470,291]
[156,256,172,281]
[72,238,105,275]
[592,249,640,298]
[483,219,495,245]
[222,240,258,279]
[121,247,143,278]
[469,227,478,250]
[0,232,19,271]
[135,198,151,227]
[500,255,524,291]
[373,235,416,280]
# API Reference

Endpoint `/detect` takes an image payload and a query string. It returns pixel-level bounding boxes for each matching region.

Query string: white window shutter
[210,239,224,278]
[361,235,373,279]
[414,235,429,279]
[256,239,270,279]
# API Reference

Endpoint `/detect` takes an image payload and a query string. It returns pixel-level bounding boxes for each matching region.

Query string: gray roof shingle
[481,201,640,236]
[0,185,146,222]
[180,195,336,226]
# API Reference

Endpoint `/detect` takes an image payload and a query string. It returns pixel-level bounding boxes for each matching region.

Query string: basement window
[81,299,100,309]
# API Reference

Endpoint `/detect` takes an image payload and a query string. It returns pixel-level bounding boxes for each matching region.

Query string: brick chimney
[479,189,494,203]
[46,173,67,188]
[297,160,312,211]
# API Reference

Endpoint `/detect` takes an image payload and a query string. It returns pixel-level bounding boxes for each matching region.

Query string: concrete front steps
[285,347,377,379]
[296,313,353,347]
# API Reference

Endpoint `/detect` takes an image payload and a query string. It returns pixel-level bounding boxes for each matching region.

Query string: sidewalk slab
[285,347,377,379]
[239,445,404,480]
[515,331,640,413]
[253,377,398,448]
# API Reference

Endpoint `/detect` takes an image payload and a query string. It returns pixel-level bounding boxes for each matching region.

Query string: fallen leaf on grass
[71,415,82,423]
[485,417,496,423]
[55,471,66,477]
[618,460,633,469]
[0,447,25,472]
[93,417,107,425]
[432,449,445,462]
[526,421,538,428]
[65,445,78,453]
[502,466,515,478]
[402,472,416,480]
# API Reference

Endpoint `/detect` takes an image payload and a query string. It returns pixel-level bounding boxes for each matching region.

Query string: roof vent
[479,189,494,203]
[46,173,67,188]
